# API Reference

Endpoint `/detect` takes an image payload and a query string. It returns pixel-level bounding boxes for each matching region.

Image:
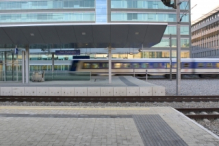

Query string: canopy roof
[0,23,167,48]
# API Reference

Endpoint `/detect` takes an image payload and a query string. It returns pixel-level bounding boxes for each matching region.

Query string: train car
[28,58,219,78]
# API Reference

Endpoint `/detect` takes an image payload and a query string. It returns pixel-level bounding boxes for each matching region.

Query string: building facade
[191,6,219,58]
[0,0,191,58]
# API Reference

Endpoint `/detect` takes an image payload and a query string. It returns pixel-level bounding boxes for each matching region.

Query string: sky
[191,0,219,22]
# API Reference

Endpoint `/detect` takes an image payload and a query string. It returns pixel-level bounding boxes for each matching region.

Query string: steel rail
[0,96,219,102]
[176,108,219,120]
[186,114,219,119]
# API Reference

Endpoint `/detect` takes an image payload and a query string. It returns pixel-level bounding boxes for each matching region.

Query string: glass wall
[153,38,190,48]
[111,0,189,10]
[141,51,190,58]
[0,0,95,10]
[164,26,189,35]
[96,0,107,23]
[0,12,95,23]
[111,13,189,22]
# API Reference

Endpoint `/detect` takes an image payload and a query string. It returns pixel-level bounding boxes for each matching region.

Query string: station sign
[55,50,80,55]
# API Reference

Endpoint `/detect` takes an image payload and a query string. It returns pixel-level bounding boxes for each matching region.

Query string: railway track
[176,108,219,120]
[0,96,219,102]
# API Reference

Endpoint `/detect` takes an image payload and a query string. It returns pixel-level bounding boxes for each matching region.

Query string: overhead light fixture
[30,33,34,36]
[135,32,139,35]
[82,32,86,35]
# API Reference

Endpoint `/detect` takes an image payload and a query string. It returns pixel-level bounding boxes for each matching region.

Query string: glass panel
[0,12,95,23]
[198,63,204,68]
[133,63,140,68]
[102,63,108,68]
[206,63,213,68]
[183,63,189,68]
[91,63,99,69]
[216,63,219,68]
[111,0,189,10]
[153,38,190,48]
[123,63,131,68]
[114,63,122,68]
[96,0,107,23]
[83,63,91,69]
[111,13,189,22]
[141,63,149,68]
[0,0,95,10]
[166,63,170,69]
[164,26,190,35]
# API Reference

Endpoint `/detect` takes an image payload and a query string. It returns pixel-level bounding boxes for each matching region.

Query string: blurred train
[28,58,219,78]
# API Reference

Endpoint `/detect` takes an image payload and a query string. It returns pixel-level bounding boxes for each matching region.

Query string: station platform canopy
[0,23,167,48]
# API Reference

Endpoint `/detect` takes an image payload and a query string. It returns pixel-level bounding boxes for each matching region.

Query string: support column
[176,0,181,95]
[52,53,54,79]
[169,34,172,81]
[25,47,29,83]
[52,53,54,72]
[22,51,25,84]
[4,51,6,81]
[108,48,112,84]
[12,52,14,81]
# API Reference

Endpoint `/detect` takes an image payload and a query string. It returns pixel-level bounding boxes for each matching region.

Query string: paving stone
[0,107,218,146]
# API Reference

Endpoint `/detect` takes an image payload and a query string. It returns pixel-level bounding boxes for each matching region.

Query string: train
[27,58,219,78]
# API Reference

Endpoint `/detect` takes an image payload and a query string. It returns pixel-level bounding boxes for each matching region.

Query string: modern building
[191,6,219,58]
[0,0,191,59]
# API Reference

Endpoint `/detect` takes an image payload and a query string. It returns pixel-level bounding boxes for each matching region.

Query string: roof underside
[0,23,167,48]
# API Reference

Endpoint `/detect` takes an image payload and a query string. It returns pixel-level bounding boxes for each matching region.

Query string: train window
[42,65,47,70]
[198,63,204,68]
[114,63,122,68]
[141,63,149,68]
[91,63,99,69]
[172,63,177,68]
[102,63,108,68]
[123,63,131,68]
[166,63,170,69]
[133,63,140,69]
[30,65,38,71]
[183,63,190,68]
[206,63,213,68]
[153,63,158,68]
[54,65,60,70]
[153,63,163,68]
[64,65,69,70]
[47,65,51,71]
[216,63,219,68]
[83,63,90,69]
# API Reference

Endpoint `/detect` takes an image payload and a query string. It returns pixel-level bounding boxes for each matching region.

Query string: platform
[0,76,165,96]
[0,106,218,146]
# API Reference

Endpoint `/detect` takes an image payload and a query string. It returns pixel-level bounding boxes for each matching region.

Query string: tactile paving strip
[133,115,188,146]
[119,76,138,86]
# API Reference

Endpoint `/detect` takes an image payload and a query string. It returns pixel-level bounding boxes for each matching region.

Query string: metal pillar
[169,34,172,81]
[22,51,25,84]
[25,47,29,83]
[176,0,181,95]
[12,52,14,81]
[3,52,6,81]
[52,53,54,72]
[108,48,112,84]
[16,54,18,81]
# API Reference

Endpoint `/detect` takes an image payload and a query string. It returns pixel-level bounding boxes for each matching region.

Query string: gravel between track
[147,79,219,96]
